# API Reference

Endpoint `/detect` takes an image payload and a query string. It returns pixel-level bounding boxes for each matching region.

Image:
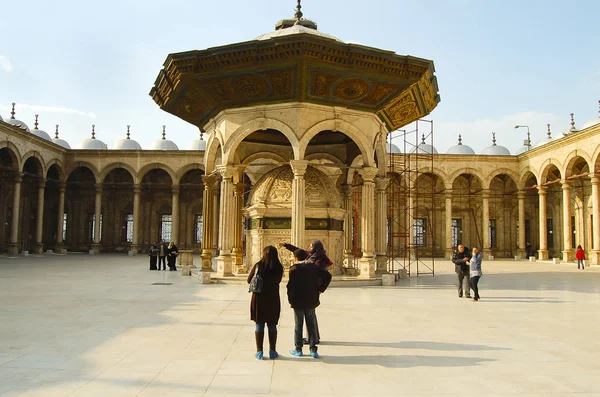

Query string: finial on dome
[55,125,59,139]
[126,125,131,139]
[34,114,39,130]
[526,131,531,147]
[547,124,552,139]
[10,103,15,119]
[570,112,577,132]
[91,125,96,139]
[199,128,204,140]
[162,125,166,140]
[492,132,497,146]
[294,0,303,19]
[458,134,462,145]
[421,134,426,144]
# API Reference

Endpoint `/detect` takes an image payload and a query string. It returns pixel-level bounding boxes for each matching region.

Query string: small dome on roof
[188,131,206,150]
[151,126,179,150]
[31,115,52,141]
[446,135,475,155]
[7,103,30,132]
[581,101,600,130]
[78,125,107,150]
[386,143,401,154]
[113,126,142,150]
[534,124,554,148]
[411,134,438,154]
[52,126,71,149]
[481,133,510,155]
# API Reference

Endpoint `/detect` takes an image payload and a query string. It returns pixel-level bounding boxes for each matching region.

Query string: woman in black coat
[166,241,178,271]
[148,243,159,270]
[247,245,283,360]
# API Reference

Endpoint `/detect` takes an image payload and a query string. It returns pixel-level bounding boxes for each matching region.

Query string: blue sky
[1,0,599,153]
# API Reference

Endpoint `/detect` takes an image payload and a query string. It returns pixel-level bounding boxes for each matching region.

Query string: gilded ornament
[333,77,370,101]
[232,74,269,99]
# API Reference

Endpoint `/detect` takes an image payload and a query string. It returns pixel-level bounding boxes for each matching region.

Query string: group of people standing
[247,240,332,360]
[452,244,483,301]
[148,240,178,271]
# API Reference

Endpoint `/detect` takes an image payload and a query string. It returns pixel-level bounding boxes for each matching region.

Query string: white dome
[79,138,107,150]
[32,128,52,141]
[386,143,401,154]
[411,143,438,154]
[534,137,553,148]
[114,139,142,150]
[581,117,600,130]
[515,145,531,155]
[446,135,474,154]
[481,145,510,155]
[152,139,179,150]
[256,24,343,42]
[52,138,71,149]
[188,138,206,151]
[7,118,30,132]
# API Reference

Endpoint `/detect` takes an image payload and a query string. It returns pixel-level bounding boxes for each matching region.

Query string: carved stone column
[171,184,180,244]
[445,190,453,259]
[8,174,22,255]
[232,183,246,273]
[56,182,66,253]
[341,184,354,268]
[201,174,216,271]
[590,176,600,265]
[131,184,141,254]
[561,181,574,261]
[212,178,220,256]
[216,166,235,277]
[34,179,46,254]
[517,191,526,258]
[290,160,309,247]
[92,184,103,253]
[538,186,549,260]
[358,167,378,279]
[375,177,389,273]
[481,189,491,258]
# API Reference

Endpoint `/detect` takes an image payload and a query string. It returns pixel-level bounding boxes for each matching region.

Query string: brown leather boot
[254,331,264,360]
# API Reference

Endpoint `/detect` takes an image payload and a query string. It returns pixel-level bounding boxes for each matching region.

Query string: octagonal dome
[249,164,341,208]
[446,135,474,155]
[257,24,342,43]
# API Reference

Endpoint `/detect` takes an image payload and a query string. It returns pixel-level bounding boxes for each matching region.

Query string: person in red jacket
[576,245,585,270]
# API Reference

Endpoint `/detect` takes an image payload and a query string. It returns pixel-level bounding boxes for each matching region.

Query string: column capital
[445,189,453,199]
[171,184,180,195]
[359,166,378,182]
[591,175,600,185]
[234,183,246,196]
[217,165,236,180]
[94,183,103,193]
[561,179,571,189]
[202,174,218,190]
[518,190,526,199]
[133,184,141,194]
[289,160,309,177]
[537,185,547,194]
[375,177,390,192]
[341,184,352,197]
[14,173,23,183]
[481,189,491,199]
[38,178,47,188]
[59,182,67,192]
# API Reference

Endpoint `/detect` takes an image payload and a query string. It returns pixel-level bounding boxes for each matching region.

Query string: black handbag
[248,265,263,293]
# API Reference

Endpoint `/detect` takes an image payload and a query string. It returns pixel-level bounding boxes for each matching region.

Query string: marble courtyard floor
[0,254,599,396]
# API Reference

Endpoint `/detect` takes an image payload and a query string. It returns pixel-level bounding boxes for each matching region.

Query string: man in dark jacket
[452,244,472,298]
[287,249,332,358]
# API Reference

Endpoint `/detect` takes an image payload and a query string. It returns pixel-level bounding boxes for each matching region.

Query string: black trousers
[457,272,471,297]
[470,276,481,300]
[158,256,166,270]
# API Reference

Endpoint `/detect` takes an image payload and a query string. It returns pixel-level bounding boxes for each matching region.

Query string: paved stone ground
[0,254,599,396]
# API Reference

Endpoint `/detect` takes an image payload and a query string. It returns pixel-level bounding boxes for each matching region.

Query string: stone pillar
[358,167,378,279]
[561,181,574,261]
[445,190,453,259]
[212,178,220,256]
[341,184,354,267]
[231,183,246,273]
[590,176,600,265]
[131,184,141,254]
[56,182,66,253]
[408,192,415,253]
[8,174,23,255]
[375,177,389,273]
[482,189,491,258]
[216,166,235,277]
[538,186,549,260]
[290,160,309,247]
[517,191,526,258]
[171,184,180,244]
[34,179,46,254]
[92,184,102,253]
[179,249,194,276]
[201,174,216,271]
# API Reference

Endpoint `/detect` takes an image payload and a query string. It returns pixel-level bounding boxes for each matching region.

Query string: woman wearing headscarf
[166,241,178,271]
[247,245,284,360]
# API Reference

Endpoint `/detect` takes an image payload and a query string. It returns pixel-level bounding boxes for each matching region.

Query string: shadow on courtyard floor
[321,354,495,368]
[323,340,510,351]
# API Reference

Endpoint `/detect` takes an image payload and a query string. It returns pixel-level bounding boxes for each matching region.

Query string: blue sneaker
[289,349,303,357]
[269,350,279,359]
[310,351,319,359]
[254,351,264,360]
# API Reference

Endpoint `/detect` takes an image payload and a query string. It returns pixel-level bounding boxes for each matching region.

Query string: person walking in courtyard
[279,240,332,344]
[287,249,332,358]
[148,242,159,270]
[452,244,472,298]
[469,247,483,301]
[167,241,178,271]
[158,239,167,270]
[247,245,284,360]
[576,245,585,269]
